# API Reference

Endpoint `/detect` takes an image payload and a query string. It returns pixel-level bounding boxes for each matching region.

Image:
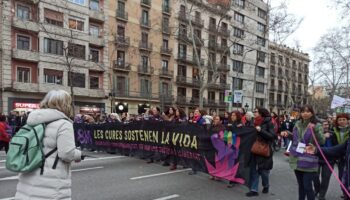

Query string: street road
[0,150,343,200]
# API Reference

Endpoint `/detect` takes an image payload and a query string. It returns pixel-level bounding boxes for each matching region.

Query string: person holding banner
[246,108,275,197]
[281,105,325,200]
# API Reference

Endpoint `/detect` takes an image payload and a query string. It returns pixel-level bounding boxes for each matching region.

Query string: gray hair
[40,90,72,117]
[245,111,254,120]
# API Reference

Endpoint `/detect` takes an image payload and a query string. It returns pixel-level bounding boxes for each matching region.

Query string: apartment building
[171,0,269,114]
[1,0,109,114]
[268,42,310,114]
[109,0,175,114]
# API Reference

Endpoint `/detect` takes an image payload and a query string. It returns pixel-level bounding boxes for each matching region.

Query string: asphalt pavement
[0,150,343,200]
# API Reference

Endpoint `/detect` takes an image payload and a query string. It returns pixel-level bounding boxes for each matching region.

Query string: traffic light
[115,102,128,114]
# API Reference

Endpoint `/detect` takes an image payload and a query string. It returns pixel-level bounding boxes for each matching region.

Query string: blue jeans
[295,170,317,200]
[249,164,270,192]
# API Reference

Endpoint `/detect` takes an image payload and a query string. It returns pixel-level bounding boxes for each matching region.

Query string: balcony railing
[141,0,152,7]
[175,96,227,107]
[114,60,131,71]
[270,85,277,91]
[116,9,128,21]
[176,76,200,87]
[217,63,230,71]
[162,5,171,14]
[139,41,153,51]
[159,69,173,78]
[277,87,284,92]
[177,54,204,65]
[115,36,130,48]
[178,12,204,28]
[160,46,172,55]
[162,26,171,34]
[269,100,276,106]
[270,70,276,77]
[140,18,151,28]
[137,65,154,75]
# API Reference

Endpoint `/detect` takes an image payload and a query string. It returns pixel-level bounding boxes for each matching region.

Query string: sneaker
[262,187,269,194]
[246,191,259,197]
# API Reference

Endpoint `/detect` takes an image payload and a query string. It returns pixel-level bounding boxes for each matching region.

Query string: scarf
[193,115,201,123]
[254,116,264,127]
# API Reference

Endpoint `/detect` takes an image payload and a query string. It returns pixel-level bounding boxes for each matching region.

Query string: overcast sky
[270,0,341,68]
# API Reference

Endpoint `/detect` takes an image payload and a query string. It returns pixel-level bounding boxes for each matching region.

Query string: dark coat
[250,117,275,170]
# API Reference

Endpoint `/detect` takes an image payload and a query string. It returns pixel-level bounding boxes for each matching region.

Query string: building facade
[1,0,109,114]
[268,42,310,115]
[108,0,175,114]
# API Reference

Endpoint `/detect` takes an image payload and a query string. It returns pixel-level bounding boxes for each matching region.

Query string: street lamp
[244,103,249,111]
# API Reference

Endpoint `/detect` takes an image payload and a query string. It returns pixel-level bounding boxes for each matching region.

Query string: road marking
[72,166,103,172]
[0,167,6,169]
[153,194,180,200]
[84,156,124,161]
[0,197,14,200]
[0,166,104,181]
[130,169,191,180]
[0,160,5,163]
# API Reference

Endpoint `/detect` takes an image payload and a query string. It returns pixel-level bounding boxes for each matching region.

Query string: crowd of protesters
[2,103,350,199]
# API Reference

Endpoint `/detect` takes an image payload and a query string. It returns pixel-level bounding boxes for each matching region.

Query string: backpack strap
[40,147,58,175]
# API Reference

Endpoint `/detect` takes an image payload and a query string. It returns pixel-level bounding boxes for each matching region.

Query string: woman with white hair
[15,90,82,200]
[245,111,254,127]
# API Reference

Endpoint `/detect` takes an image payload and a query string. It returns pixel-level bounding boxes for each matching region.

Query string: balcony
[11,82,39,93]
[269,100,276,106]
[270,71,276,77]
[159,69,173,79]
[141,0,152,8]
[160,46,172,56]
[116,10,128,22]
[176,76,200,87]
[162,26,171,35]
[208,41,219,51]
[162,5,171,15]
[277,102,284,108]
[12,18,39,32]
[178,12,204,28]
[208,24,230,37]
[205,99,218,106]
[12,49,39,62]
[114,60,131,72]
[207,82,230,90]
[270,85,277,91]
[297,91,303,96]
[89,35,104,46]
[89,9,105,21]
[115,36,130,48]
[177,55,204,66]
[139,42,153,51]
[277,87,284,92]
[137,65,154,75]
[217,63,230,71]
[140,18,151,29]
[177,32,191,43]
[192,36,204,46]
[161,95,173,104]
[218,45,230,53]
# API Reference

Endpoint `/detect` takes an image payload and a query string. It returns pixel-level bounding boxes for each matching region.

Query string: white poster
[233,90,243,103]
[331,95,347,109]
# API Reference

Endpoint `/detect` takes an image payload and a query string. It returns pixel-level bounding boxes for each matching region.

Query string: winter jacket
[0,122,10,143]
[15,109,81,200]
[250,117,275,170]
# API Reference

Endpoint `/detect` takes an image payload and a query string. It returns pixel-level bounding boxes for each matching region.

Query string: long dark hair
[300,104,318,124]
[229,111,242,123]
[256,107,271,118]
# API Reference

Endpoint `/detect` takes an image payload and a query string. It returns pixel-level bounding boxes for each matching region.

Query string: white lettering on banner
[13,103,40,109]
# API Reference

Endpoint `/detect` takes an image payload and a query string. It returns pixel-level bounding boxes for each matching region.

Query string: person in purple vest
[281,105,325,200]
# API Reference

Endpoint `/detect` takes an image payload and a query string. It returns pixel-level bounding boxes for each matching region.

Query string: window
[89,24,100,37]
[257,51,266,62]
[234,12,244,23]
[284,95,288,105]
[270,53,276,64]
[44,38,63,55]
[115,76,128,95]
[279,55,284,65]
[232,59,243,72]
[141,10,149,26]
[69,0,85,6]
[257,36,266,47]
[89,76,99,89]
[233,78,243,90]
[192,89,199,99]
[162,17,170,33]
[17,4,30,21]
[178,44,187,58]
[116,51,125,66]
[233,43,244,55]
[140,79,151,97]
[219,92,225,102]
[163,0,170,12]
[141,32,148,44]
[256,66,265,77]
[258,8,267,19]
[257,22,266,33]
[208,91,215,101]
[69,18,84,31]
[285,58,290,67]
[68,43,86,59]
[17,35,30,50]
[44,9,63,27]
[141,56,149,68]
[233,27,244,38]
[162,60,168,70]
[285,69,289,77]
[161,82,170,95]
[256,82,265,93]
[44,69,63,85]
[178,87,186,97]
[278,68,283,76]
[162,39,169,49]
[277,94,282,102]
[17,67,30,83]
[90,0,99,10]
[90,49,99,62]
[68,72,85,88]
[179,24,187,36]
[234,0,245,8]
[178,65,186,76]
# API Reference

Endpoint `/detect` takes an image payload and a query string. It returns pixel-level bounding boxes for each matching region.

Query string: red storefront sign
[13,103,40,109]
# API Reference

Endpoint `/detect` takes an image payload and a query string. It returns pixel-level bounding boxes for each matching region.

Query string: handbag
[251,137,270,157]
